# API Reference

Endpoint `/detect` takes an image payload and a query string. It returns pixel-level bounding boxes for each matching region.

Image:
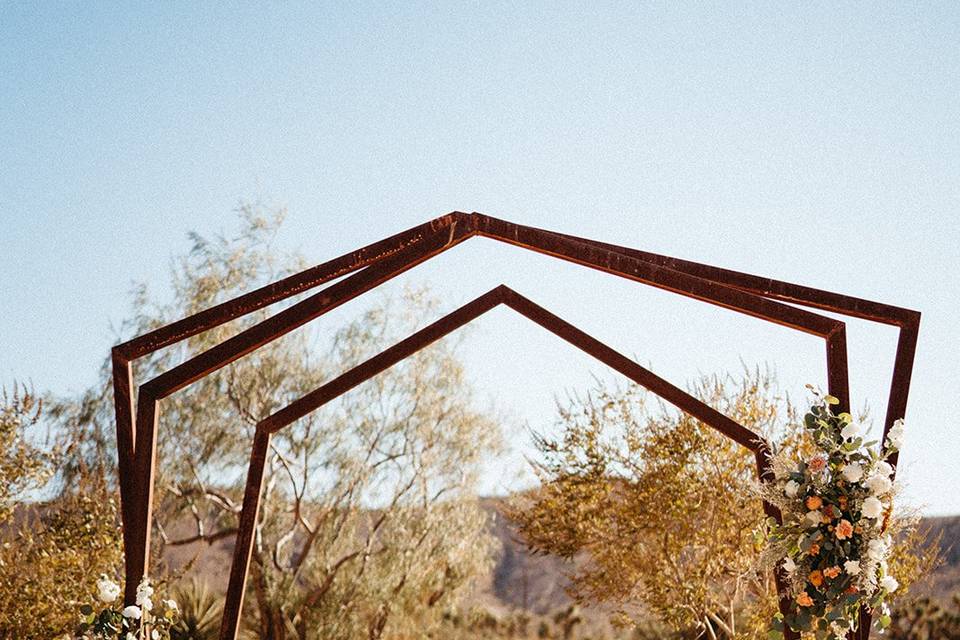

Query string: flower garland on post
[760,392,905,640]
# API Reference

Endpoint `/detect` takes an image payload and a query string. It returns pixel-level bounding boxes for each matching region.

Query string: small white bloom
[152,630,160,640]
[805,510,823,528]
[886,419,905,449]
[867,537,889,561]
[122,605,142,620]
[136,581,154,604]
[782,556,797,573]
[165,598,179,612]
[96,575,121,603]
[126,633,136,640]
[865,474,893,495]
[140,596,153,613]
[840,422,860,440]
[881,575,899,593]
[862,496,884,519]
[842,462,864,483]
[875,460,894,478]
[844,560,861,575]
[784,480,800,498]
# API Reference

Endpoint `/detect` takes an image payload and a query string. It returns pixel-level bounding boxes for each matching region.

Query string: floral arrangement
[760,392,905,639]
[73,575,179,640]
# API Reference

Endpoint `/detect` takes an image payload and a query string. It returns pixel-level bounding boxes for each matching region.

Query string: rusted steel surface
[220,428,271,640]
[112,212,918,640]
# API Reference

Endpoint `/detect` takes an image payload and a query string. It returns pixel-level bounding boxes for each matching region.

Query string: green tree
[52,205,503,639]
[0,388,124,639]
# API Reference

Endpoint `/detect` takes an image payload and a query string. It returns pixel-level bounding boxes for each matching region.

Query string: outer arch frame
[110,212,919,640]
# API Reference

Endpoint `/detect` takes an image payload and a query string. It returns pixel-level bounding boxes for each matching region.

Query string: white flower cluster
[83,574,179,640]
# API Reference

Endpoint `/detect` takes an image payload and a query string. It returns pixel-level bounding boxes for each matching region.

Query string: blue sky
[1,2,958,513]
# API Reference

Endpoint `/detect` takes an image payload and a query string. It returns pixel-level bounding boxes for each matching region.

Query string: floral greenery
[760,392,907,639]
[74,576,179,640]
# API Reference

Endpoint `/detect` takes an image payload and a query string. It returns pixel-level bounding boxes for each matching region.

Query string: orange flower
[824,566,841,579]
[835,519,854,540]
[808,543,820,556]
[808,456,827,473]
[809,570,824,587]
[838,495,849,509]
[845,585,859,595]
[806,495,823,510]
[822,504,837,520]
[797,592,814,607]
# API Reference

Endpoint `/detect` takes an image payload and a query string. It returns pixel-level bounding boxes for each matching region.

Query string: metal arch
[117,214,848,605]
[111,212,920,640]
[219,285,786,639]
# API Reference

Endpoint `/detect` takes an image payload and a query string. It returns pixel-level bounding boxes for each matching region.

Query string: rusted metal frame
[112,213,896,638]
[220,427,271,640]
[525,221,920,640]
[469,214,850,412]
[115,214,465,361]
[221,285,789,640]
[110,213,465,594]
[542,222,920,452]
[122,221,476,603]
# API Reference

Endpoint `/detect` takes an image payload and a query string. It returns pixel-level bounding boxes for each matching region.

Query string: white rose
[805,510,823,528]
[784,480,800,498]
[881,575,899,593]
[886,419,905,449]
[867,538,889,561]
[840,422,860,440]
[875,460,893,478]
[861,496,884,519]
[122,605,142,620]
[844,560,861,576]
[96,575,121,603]
[782,556,797,573]
[865,474,893,495]
[841,462,864,483]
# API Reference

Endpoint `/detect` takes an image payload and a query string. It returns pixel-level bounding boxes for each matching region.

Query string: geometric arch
[219,284,789,638]
[111,212,919,640]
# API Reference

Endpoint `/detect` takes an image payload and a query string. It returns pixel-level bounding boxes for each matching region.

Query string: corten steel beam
[219,286,790,640]
[112,212,917,639]
[542,223,919,462]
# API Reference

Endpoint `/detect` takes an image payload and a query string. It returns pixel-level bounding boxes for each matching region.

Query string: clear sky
[1,2,958,513]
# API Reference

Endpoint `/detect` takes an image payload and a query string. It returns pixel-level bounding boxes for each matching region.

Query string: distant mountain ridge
[161,499,960,613]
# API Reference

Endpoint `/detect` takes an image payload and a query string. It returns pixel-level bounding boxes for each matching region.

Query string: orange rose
[808,543,820,556]
[835,519,854,540]
[808,456,827,473]
[797,592,814,607]
[809,570,824,587]
[806,495,823,510]
[823,566,841,579]
[845,585,859,595]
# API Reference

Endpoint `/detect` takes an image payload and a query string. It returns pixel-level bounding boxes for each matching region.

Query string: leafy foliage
[509,371,939,640]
